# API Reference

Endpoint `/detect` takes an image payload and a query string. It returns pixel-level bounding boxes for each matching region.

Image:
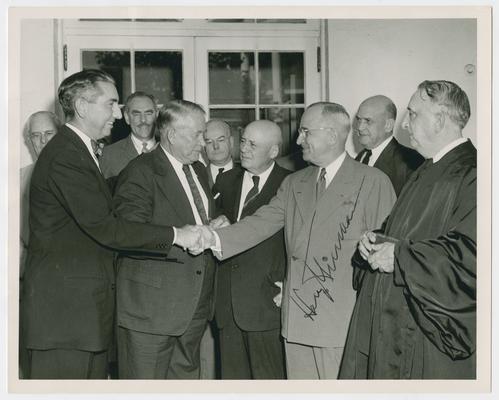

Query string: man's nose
[113,104,122,119]
[213,140,220,150]
[40,133,48,144]
[357,119,367,130]
[296,132,304,145]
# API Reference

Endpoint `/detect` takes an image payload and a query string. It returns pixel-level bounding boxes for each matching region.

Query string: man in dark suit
[194,102,396,379]
[353,95,424,195]
[100,91,158,180]
[112,100,217,379]
[21,70,201,379]
[212,120,290,379]
[204,119,235,188]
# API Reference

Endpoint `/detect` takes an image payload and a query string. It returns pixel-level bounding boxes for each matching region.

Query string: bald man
[204,119,236,188]
[212,120,291,379]
[353,95,423,195]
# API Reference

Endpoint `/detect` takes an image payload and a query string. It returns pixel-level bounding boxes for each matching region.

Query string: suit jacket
[217,155,396,348]
[22,125,173,352]
[113,146,216,336]
[213,164,290,332]
[100,135,139,179]
[207,161,239,190]
[20,163,34,278]
[372,137,424,196]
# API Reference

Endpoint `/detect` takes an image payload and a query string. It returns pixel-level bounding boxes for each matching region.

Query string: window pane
[209,108,256,160]
[259,52,304,104]
[259,107,304,157]
[135,51,183,106]
[82,51,131,102]
[209,52,255,104]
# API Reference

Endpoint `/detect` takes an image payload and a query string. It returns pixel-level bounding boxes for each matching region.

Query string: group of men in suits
[20,67,476,380]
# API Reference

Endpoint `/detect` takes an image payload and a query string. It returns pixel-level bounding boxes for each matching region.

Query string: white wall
[20,19,58,168]
[327,19,477,154]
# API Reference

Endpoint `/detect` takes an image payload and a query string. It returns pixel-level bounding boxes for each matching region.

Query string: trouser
[284,339,343,379]
[27,348,108,379]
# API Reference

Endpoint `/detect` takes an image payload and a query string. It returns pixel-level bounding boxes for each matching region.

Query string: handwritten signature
[290,178,364,320]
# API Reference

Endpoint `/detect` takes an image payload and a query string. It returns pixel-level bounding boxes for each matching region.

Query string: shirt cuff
[172,226,177,245]
[211,230,222,252]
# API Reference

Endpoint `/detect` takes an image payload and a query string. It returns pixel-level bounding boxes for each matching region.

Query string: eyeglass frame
[297,126,335,138]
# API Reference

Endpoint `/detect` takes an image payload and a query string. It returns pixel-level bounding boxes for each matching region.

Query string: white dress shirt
[209,159,234,183]
[131,134,156,154]
[66,123,101,170]
[432,137,468,163]
[236,162,275,221]
[363,135,394,166]
[319,152,347,189]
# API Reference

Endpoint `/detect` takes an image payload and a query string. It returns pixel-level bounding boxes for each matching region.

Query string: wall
[20,19,58,168]
[327,19,477,153]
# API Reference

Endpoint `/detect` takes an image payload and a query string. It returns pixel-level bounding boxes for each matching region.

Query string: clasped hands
[358,231,395,273]
[174,215,230,255]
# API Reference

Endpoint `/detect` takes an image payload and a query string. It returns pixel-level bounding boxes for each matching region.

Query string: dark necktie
[90,140,102,161]
[217,167,225,177]
[243,175,260,210]
[182,164,209,225]
[316,168,327,201]
[356,149,372,165]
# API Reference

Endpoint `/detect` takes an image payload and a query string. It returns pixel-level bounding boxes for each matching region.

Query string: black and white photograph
[5,3,493,396]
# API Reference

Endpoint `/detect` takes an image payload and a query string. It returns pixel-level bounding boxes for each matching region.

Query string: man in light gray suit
[194,102,396,379]
[100,91,158,180]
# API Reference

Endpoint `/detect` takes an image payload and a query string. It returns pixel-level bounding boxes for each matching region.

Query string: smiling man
[197,102,396,379]
[100,91,159,180]
[21,70,199,379]
[353,95,423,195]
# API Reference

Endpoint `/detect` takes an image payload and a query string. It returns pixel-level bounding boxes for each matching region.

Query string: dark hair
[124,91,157,113]
[58,69,115,118]
[156,100,205,131]
[418,80,470,129]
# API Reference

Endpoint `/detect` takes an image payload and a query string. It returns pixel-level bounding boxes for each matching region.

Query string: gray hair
[124,91,158,113]
[156,100,205,131]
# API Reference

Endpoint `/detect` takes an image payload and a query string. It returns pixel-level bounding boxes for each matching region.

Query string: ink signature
[290,178,364,320]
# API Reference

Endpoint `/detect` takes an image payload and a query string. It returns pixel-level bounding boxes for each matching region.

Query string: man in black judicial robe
[339,80,476,379]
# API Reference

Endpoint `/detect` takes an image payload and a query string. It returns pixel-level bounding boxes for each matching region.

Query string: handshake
[174,215,231,256]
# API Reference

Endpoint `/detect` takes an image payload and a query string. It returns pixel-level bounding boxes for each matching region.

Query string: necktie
[90,140,102,160]
[316,168,327,201]
[182,164,209,225]
[141,142,149,154]
[242,175,260,210]
[356,149,372,165]
[217,167,225,178]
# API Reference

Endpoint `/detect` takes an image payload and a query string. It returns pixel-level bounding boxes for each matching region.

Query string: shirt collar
[66,123,95,157]
[244,161,275,189]
[319,152,346,185]
[160,144,185,175]
[369,135,393,164]
[210,159,234,175]
[432,138,468,163]
[130,133,156,154]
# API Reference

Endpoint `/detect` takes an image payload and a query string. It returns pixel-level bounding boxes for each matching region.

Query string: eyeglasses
[29,131,56,140]
[297,127,334,137]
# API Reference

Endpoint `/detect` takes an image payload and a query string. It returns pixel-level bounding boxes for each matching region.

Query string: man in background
[213,120,290,379]
[19,110,61,378]
[100,91,158,180]
[204,119,235,188]
[353,95,424,195]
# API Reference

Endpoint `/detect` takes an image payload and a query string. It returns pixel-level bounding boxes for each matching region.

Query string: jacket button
[196,270,202,275]
[111,283,116,290]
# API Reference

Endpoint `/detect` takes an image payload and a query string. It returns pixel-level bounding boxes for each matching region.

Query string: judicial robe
[339,140,476,379]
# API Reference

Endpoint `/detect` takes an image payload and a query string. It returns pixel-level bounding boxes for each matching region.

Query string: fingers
[209,215,231,229]
[358,231,375,260]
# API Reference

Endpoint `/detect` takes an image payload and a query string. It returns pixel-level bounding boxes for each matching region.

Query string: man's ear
[269,144,279,160]
[434,108,446,134]
[74,97,88,119]
[124,111,131,126]
[385,118,395,133]
[166,127,176,143]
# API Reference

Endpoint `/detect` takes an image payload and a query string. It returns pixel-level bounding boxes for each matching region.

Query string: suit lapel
[63,126,113,204]
[292,166,318,223]
[373,137,396,172]
[125,135,140,159]
[152,148,197,225]
[192,161,215,219]
[240,164,280,219]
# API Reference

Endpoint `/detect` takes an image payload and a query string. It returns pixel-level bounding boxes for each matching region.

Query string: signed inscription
[290,179,364,320]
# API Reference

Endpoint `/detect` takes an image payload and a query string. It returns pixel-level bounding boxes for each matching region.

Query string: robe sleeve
[393,167,476,360]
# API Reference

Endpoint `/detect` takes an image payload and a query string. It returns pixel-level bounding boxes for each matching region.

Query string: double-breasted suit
[216,155,396,376]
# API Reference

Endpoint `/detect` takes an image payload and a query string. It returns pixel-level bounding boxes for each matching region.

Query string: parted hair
[156,100,205,131]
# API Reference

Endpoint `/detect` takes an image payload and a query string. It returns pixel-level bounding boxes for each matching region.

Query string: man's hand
[187,225,216,256]
[358,231,377,260]
[367,242,395,273]
[273,281,283,308]
[209,215,231,229]
[174,225,202,251]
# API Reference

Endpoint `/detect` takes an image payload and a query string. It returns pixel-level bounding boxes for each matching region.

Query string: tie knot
[252,175,260,187]
[91,140,103,158]
[142,142,149,153]
[319,168,326,181]
[218,167,225,175]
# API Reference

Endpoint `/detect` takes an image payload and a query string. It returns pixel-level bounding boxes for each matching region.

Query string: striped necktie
[182,164,209,225]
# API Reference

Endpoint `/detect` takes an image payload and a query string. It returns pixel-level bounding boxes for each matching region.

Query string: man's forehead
[29,114,56,131]
[128,97,155,110]
[358,100,384,118]
[95,81,119,99]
